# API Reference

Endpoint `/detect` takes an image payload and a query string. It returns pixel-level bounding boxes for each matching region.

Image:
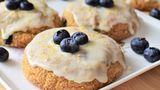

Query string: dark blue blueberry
[5,35,13,45]
[131,37,149,54]
[19,1,34,10]
[6,0,20,10]
[85,0,99,6]
[150,8,160,20]
[60,38,79,53]
[0,47,9,62]
[53,29,70,45]
[72,32,89,45]
[143,47,160,63]
[99,0,114,8]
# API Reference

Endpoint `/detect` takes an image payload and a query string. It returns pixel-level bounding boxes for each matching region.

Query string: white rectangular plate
[0,1,160,90]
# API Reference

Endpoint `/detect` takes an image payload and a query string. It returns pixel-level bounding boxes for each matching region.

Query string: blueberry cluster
[85,0,114,8]
[150,8,160,20]
[131,37,160,63]
[53,29,89,53]
[6,0,34,11]
[0,47,9,62]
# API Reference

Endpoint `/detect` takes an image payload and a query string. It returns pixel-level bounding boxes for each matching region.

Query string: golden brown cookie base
[22,55,124,90]
[130,0,159,11]
[0,15,62,48]
[63,10,137,42]
[0,27,47,48]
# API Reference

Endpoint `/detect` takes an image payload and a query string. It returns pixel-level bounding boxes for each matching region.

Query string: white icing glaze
[25,27,125,83]
[66,0,139,35]
[0,0,58,39]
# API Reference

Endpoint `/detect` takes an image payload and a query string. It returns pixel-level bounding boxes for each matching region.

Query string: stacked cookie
[0,0,140,90]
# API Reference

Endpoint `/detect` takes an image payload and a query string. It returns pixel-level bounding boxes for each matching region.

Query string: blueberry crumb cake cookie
[0,0,61,48]
[23,27,126,90]
[63,0,139,42]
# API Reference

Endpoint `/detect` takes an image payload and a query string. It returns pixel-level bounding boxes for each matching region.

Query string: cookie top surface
[65,0,139,35]
[25,27,125,83]
[0,0,58,39]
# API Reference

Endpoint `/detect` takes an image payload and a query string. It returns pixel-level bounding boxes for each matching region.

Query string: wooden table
[113,66,160,90]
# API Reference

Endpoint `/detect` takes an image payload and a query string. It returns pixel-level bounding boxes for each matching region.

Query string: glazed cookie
[128,0,159,11]
[23,27,125,90]
[0,0,61,48]
[63,0,139,42]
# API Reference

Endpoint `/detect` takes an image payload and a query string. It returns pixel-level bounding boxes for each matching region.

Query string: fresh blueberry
[20,1,34,10]
[85,0,99,6]
[5,35,13,45]
[150,8,160,20]
[6,0,20,10]
[143,47,160,63]
[72,32,89,45]
[99,0,114,8]
[53,29,70,45]
[131,37,149,54]
[0,47,9,62]
[60,38,79,53]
